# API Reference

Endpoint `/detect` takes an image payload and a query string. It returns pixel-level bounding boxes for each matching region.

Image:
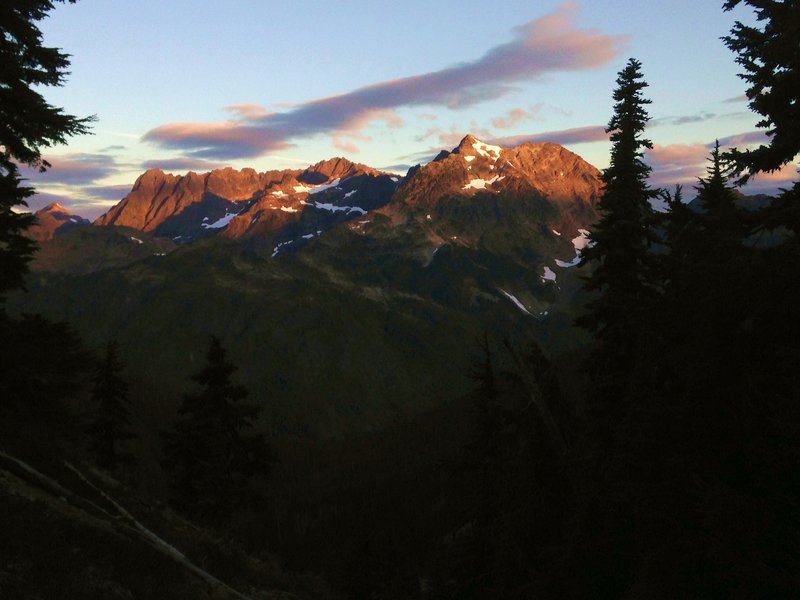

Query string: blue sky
[25,0,797,218]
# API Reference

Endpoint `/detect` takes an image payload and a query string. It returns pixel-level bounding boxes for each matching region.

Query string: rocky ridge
[94,159,399,243]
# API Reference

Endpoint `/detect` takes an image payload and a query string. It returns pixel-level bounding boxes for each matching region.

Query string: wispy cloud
[27,189,128,220]
[141,157,229,172]
[491,106,541,129]
[651,112,717,127]
[22,153,120,185]
[491,125,609,147]
[717,130,769,148]
[723,94,748,104]
[143,2,626,160]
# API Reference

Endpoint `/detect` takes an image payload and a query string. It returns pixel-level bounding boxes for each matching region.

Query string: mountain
[687,188,774,213]
[12,135,601,436]
[26,202,90,242]
[94,159,401,244]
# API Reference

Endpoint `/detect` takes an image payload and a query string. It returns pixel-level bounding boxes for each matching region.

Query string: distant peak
[453,134,503,160]
[40,202,69,214]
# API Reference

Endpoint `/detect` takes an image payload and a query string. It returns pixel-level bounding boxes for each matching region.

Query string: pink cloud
[331,136,361,154]
[224,104,271,121]
[491,107,538,129]
[749,162,798,182]
[646,139,798,195]
[143,3,626,160]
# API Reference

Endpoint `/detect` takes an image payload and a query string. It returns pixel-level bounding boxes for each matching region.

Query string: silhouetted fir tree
[0,164,37,305]
[723,0,800,233]
[722,1,799,181]
[0,1,93,305]
[0,313,91,416]
[706,3,800,594]
[86,341,136,469]
[576,58,661,402]
[162,335,273,520]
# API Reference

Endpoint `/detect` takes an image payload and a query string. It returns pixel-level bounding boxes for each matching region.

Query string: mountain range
[17,135,602,435]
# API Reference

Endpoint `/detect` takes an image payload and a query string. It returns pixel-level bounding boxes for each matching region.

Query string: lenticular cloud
[143,2,626,160]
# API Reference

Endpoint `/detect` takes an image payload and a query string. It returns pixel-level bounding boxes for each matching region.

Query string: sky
[23,0,799,219]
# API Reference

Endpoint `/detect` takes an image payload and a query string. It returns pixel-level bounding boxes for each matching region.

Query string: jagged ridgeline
[14,136,601,436]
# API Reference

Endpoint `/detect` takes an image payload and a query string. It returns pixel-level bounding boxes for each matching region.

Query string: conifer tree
[723,0,800,233]
[86,341,136,469]
[722,0,800,179]
[0,1,93,303]
[576,58,660,391]
[162,335,273,520]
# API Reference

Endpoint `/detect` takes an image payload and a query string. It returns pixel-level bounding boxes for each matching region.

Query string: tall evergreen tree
[0,1,93,304]
[86,341,136,469]
[722,0,800,179]
[162,336,273,520]
[723,0,800,233]
[576,58,660,394]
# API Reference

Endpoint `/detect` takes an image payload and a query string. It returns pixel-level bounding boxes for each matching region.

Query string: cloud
[652,112,717,127]
[723,94,748,104]
[332,137,361,154]
[717,130,769,148]
[87,184,134,201]
[22,153,119,185]
[143,2,626,160]
[491,106,541,129]
[646,143,710,187]
[27,190,125,220]
[224,104,271,121]
[491,125,609,146]
[380,163,413,175]
[141,157,228,172]
[646,137,797,195]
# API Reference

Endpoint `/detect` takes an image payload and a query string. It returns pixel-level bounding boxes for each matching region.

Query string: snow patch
[271,190,287,197]
[498,289,533,316]
[555,229,592,268]
[130,236,143,244]
[463,175,501,190]
[202,209,240,229]
[464,155,476,163]
[573,229,592,251]
[344,190,358,198]
[472,139,502,159]
[303,199,365,215]
[271,239,294,258]
[542,266,557,282]
[293,184,313,193]
[280,206,299,213]
[308,178,341,195]
[552,229,562,236]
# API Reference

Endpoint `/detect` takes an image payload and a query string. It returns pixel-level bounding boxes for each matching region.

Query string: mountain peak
[453,134,503,160]
[27,202,89,242]
[40,202,70,214]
